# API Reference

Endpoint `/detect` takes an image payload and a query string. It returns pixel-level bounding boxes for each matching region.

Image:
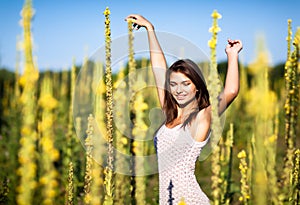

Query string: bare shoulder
[196,106,211,122]
[190,106,211,142]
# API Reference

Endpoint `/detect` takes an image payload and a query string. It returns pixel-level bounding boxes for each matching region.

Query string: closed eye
[183,82,191,86]
[170,82,177,87]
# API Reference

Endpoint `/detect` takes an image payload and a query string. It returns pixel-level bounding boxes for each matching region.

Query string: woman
[125,14,243,205]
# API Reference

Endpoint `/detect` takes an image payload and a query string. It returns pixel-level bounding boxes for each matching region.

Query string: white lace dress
[154,124,211,205]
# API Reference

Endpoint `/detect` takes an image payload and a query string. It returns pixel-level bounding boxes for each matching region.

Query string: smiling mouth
[175,95,186,100]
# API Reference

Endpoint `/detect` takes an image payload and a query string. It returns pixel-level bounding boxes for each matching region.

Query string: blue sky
[0,0,300,71]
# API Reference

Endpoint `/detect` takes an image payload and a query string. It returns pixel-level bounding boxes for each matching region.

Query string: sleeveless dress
[154,123,211,205]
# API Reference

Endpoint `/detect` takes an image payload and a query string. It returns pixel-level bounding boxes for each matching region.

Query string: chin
[176,96,196,107]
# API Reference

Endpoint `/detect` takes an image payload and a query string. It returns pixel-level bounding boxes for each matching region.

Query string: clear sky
[0,0,300,71]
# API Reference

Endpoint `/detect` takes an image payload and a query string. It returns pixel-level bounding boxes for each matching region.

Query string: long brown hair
[163,59,210,127]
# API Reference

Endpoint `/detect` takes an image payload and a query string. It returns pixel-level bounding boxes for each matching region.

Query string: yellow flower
[208,39,216,49]
[211,10,222,19]
[121,137,128,145]
[178,197,187,205]
[238,150,246,159]
[40,176,47,185]
[84,194,91,204]
[268,135,277,143]
[39,94,58,110]
[39,118,54,131]
[19,76,27,87]
[21,127,31,136]
[103,7,110,15]
[209,26,221,33]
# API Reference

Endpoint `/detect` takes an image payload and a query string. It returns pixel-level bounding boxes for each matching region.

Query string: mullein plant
[287,25,300,205]
[90,62,105,205]
[220,123,234,205]
[207,10,223,205]
[290,149,300,204]
[127,18,138,204]
[282,20,300,201]
[246,35,277,205]
[94,61,107,181]
[132,75,148,205]
[128,19,149,204]
[83,114,94,204]
[237,150,250,205]
[38,74,59,205]
[65,162,74,205]
[103,7,115,205]
[246,134,254,203]
[63,59,81,199]
[17,0,39,204]
[114,67,131,204]
[66,59,77,161]
[264,108,281,205]
[89,132,104,205]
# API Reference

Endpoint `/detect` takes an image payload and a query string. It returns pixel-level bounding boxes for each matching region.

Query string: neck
[177,98,198,122]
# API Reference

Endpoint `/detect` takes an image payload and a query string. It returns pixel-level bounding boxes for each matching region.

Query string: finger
[125,14,137,19]
[132,23,140,30]
[232,40,241,44]
[125,14,137,22]
[229,40,240,46]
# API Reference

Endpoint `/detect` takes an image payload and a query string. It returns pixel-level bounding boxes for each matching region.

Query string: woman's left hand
[225,39,243,55]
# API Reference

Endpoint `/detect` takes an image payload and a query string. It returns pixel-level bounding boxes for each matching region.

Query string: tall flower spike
[237,150,250,205]
[127,16,138,205]
[286,19,292,59]
[17,0,39,204]
[84,114,94,204]
[103,7,115,205]
[38,74,59,205]
[66,162,74,205]
[290,149,300,204]
[114,66,131,203]
[281,20,299,201]
[132,76,148,204]
[207,9,223,205]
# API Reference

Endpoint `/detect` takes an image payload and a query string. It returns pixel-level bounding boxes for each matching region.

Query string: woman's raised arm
[125,14,167,107]
[218,39,243,115]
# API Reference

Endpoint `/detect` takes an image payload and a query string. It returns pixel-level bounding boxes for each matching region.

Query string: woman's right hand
[125,14,154,31]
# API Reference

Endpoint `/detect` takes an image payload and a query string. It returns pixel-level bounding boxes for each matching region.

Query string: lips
[175,95,186,100]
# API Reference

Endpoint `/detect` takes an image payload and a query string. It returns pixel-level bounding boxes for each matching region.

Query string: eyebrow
[169,80,191,84]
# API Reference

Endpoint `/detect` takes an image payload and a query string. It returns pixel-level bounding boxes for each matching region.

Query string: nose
[176,85,183,94]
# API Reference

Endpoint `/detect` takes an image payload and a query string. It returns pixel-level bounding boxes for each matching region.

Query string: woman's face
[169,71,197,106]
